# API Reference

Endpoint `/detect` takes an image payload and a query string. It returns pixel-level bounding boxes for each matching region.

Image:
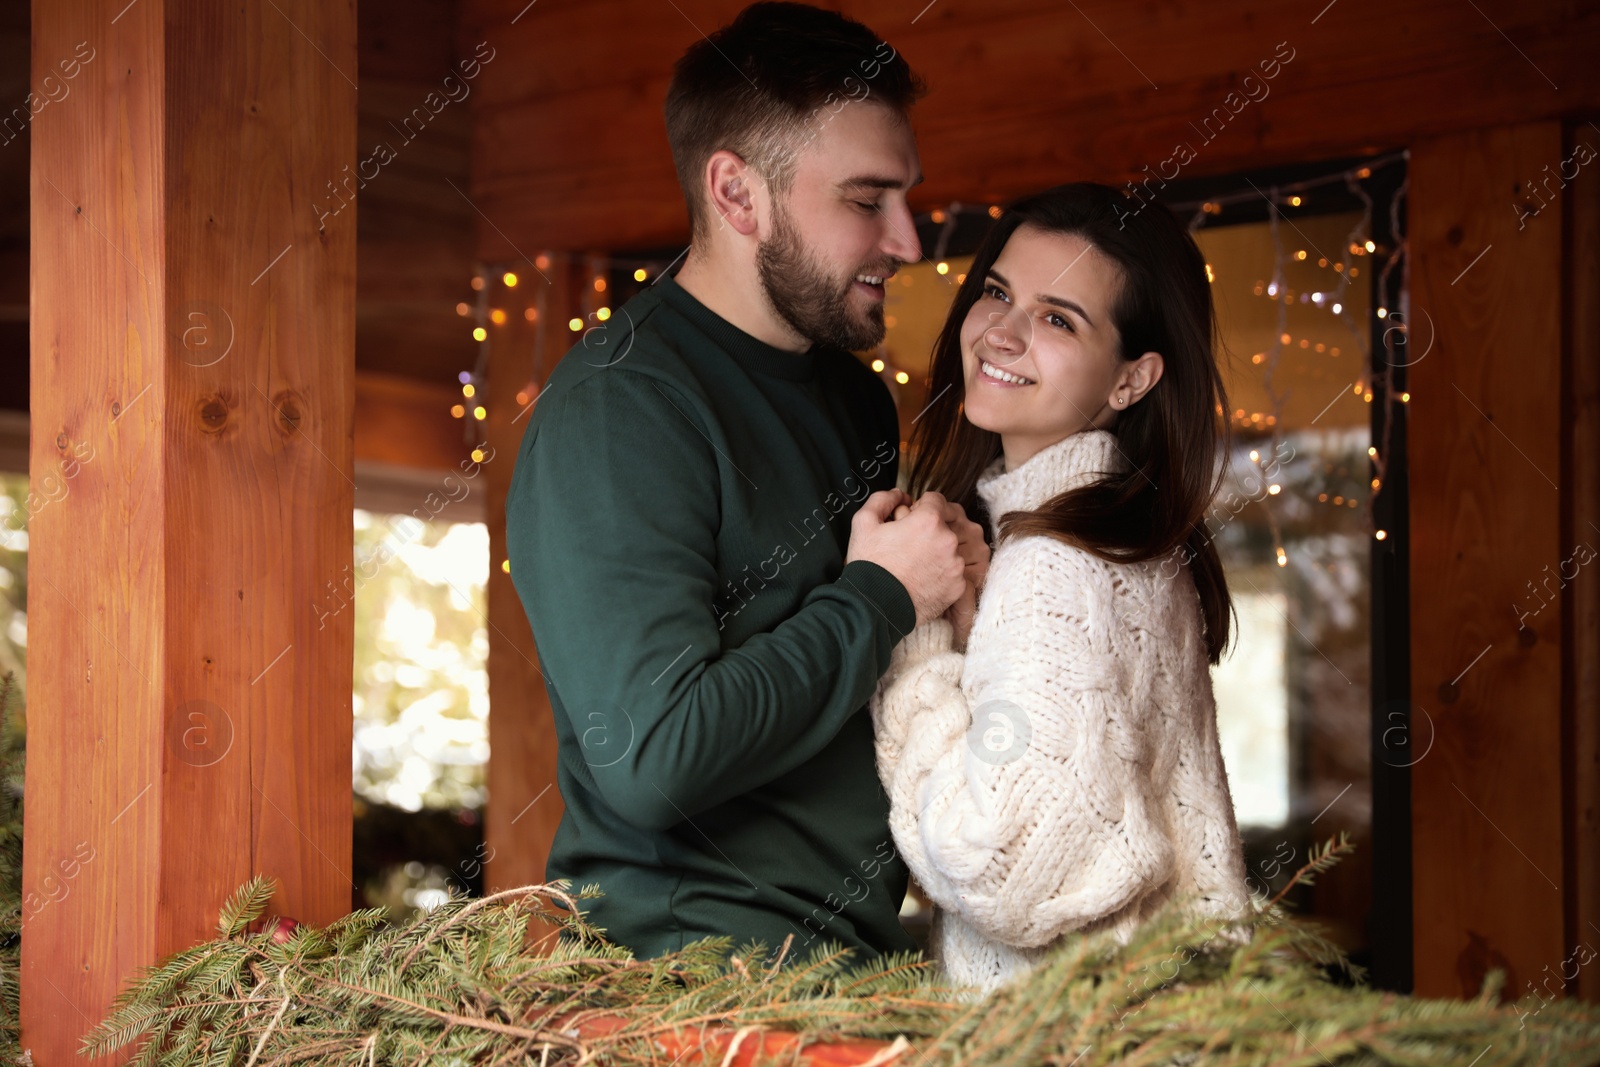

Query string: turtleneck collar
[976,428,1129,521]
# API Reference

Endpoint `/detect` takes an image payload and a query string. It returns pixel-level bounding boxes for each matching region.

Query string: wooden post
[1567,118,1600,1003]
[1408,121,1568,998]
[23,0,356,1058]
[484,256,572,913]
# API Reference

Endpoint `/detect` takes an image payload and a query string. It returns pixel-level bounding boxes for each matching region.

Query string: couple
[505,1,1253,994]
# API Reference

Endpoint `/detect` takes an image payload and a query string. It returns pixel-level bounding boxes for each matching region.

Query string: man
[505,1,983,967]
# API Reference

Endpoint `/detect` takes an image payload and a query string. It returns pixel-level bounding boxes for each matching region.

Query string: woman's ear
[1119,351,1165,406]
[703,150,760,237]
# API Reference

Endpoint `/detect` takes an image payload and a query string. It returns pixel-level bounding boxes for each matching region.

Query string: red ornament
[245,915,302,943]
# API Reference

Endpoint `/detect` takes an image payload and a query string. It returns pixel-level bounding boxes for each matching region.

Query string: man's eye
[853,200,877,211]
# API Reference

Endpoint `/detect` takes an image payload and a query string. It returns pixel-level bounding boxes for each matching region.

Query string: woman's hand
[946,575,978,651]
[893,497,987,650]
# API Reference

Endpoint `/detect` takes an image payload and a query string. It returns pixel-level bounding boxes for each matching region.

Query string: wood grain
[461,0,1600,255]
[1409,121,1566,999]
[483,256,575,935]
[1566,118,1600,1001]
[23,0,357,1058]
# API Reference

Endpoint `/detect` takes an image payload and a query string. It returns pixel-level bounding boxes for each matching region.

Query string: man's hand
[891,497,988,649]
[847,490,967,625]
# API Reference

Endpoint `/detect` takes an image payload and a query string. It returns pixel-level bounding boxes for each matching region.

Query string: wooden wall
[460,0,1600,253]
[1408,120,1571,998]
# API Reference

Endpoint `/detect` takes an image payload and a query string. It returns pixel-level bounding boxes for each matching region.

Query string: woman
[872,182,1254,994]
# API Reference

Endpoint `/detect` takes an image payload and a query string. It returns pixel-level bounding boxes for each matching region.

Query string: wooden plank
[354,370,477,473]
[1408,121,1566,999]
[484,257,575,926]
[462,0,1600,255]
[22,0,356,1057]
[1568,118,1600,1002]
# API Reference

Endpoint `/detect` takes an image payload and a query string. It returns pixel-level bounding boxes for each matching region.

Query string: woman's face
[958,224,1160,468]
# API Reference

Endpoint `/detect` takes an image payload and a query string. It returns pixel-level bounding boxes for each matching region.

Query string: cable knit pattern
[870,429,1253,995]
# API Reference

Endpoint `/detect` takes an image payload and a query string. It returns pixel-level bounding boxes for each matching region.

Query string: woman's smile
[976,358,1036,386]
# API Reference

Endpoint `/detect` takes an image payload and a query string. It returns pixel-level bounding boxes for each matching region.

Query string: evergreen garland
[75,834,1600,1066]
[0,661,1593,1065]
[0,672,24,1061]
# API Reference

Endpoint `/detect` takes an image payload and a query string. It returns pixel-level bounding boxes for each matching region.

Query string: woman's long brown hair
[907,182,1237,663]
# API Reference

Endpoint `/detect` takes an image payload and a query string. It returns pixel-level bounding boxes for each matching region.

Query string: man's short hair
[665,2,925,242]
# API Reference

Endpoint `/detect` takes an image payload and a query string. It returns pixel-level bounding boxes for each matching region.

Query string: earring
[1116,396,1126,406]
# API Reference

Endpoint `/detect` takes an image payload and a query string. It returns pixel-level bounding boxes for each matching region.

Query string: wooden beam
[1568,118,1600,1002]
[1408,120,1566,999]
[462,0,1600,255]
[483,258,576,917]
[23,0,356,1057]
[354,370,477,473]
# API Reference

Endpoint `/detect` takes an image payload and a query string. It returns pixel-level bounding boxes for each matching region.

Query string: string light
[444,157,1412,552]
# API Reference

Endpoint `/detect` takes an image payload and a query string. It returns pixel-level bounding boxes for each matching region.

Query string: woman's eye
[983,283,1009,302]
[1046,311,1073,331]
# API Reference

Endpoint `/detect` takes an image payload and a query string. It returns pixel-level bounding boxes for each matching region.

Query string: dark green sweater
[504,272,919,966]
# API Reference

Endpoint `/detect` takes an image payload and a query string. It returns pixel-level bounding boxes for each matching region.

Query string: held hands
[846,489,988,642]
[893,499,985,650]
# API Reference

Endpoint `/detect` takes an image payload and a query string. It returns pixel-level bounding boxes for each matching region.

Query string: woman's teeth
[980,360,1034,385]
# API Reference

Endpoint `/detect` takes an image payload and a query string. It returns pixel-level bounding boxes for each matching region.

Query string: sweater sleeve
[874,540,1175,949]
[507,368,916,834]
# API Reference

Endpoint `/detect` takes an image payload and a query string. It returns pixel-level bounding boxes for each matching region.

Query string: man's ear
[703,150,759,237]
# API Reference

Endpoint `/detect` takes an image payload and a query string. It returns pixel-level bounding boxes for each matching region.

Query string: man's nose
[880,200,922,264]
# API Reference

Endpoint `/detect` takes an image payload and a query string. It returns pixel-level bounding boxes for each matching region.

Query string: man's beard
[756,202,890,352]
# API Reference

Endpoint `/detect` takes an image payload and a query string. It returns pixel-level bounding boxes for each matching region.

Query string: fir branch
[71,840,1600,1067]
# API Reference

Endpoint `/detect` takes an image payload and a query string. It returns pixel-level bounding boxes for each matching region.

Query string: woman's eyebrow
[986,268,1096,328]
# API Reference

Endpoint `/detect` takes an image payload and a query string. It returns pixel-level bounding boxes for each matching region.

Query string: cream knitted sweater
[871,428,1253,994]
